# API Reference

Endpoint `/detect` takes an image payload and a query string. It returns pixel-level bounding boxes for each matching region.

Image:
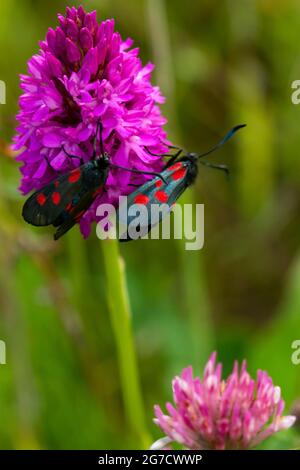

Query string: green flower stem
[101,239,149,448]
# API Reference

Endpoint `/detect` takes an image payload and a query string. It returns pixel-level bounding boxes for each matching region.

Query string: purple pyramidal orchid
[13,6,168,237]
[153,352,295,450]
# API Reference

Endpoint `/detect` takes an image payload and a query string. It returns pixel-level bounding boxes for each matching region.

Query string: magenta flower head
[13,6,168,237]
[153,352,295,450]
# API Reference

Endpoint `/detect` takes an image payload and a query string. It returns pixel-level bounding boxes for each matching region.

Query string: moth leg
[91,120,103,158]
[163,149,183,169]
[144,146,177,158]
[144,146,184,169]
[44,154,55,171]
[62,145,84,166]
[109,163,167,184]
[162,143,182,150]
[98,120,105,156]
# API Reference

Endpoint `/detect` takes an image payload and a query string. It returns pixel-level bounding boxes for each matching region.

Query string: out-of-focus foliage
[0,0,300,449]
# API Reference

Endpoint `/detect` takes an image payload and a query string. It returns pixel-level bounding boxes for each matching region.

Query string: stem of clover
[101,239,150,448]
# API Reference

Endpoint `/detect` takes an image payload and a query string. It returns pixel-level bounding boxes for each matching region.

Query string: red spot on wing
[37,193,46,206]
[51,192,61,205]
[168,162,182,171]
[134,194,150,205]
[93,187,103,198]
[68,168,81,183]
[171,168,186,180]
[75,210,85,221]
[54,180,60,187]
[155,190,168,203]
[155,179,163,188]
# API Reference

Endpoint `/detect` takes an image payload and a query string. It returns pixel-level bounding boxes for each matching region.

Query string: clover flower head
[153,352,296,450]
[14,5,168,237]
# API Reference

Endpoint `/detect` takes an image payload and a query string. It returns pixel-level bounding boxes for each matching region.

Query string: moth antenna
[196,124,246,160]
[199,160,230,178]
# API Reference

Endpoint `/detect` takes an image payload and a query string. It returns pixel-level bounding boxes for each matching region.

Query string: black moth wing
[53,184,103,240]
[22,161,107,228]
[22,166,86,227]
[117,158,197,241]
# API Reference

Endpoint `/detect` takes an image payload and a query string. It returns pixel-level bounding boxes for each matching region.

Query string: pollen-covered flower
[153,352,295,450]
[13,6,168,237]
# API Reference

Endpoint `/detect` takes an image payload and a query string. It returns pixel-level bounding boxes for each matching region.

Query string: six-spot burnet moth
[116,124,246,241]
[22,121,164,240]
[22,121,245,241]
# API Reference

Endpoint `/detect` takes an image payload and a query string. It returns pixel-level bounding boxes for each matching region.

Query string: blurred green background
[1,0,300,450]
